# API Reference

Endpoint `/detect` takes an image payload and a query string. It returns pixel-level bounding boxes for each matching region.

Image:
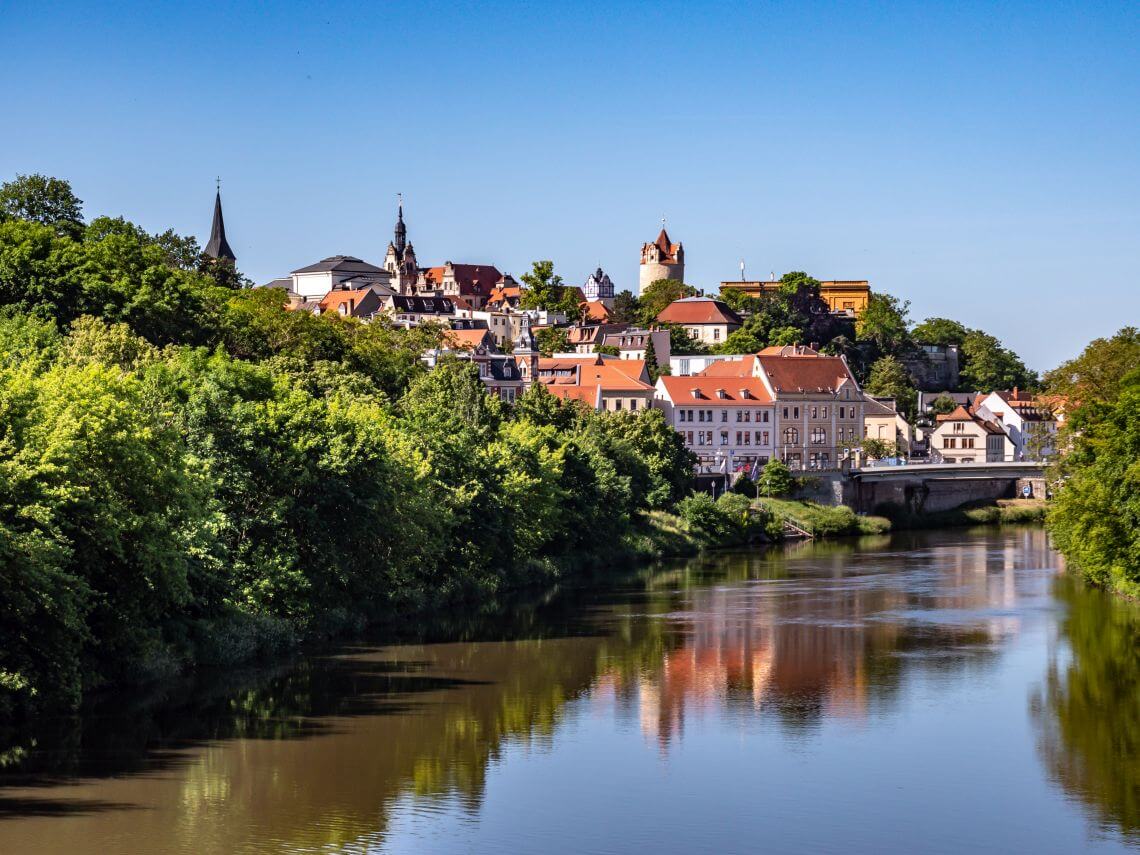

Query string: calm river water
[1,528,1137,854]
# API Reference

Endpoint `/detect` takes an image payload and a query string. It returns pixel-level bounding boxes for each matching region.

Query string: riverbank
[756,496,1047,539]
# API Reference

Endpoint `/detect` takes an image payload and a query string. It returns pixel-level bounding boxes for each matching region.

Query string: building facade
[656,297,742,346]
[583,267,615,308]
[718,278,871,314]
[654,376,775,474]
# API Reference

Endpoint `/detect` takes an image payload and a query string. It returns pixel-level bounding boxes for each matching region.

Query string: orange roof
[581,301,611,321]
[657,298,742,326]
[644,228,682,263]
[538,356,653,392]
[422,264,503,298]
[317,288,373,313]
[657,376,773,405]
[755,353,857,394]
[487,284,521,307]
[759,345,819,356]
[443,328,492,350]
[936,405,1006,435]
[696,356,757,377]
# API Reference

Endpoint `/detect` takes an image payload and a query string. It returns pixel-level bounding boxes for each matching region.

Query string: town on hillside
[208,190,1064,481]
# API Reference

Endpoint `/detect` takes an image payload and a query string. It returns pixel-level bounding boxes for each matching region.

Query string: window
[699,410,705,423]
[743,431,751,445]
[782,407,789,419]
[744,410,751,423]
[713,328,721,340]
[811,427,826,445]
[706,431,713,445]
[686,431,693,445]
[759,410,769,423]
[630,399,638,411]
[698,432,706,446]
[736,410,743,422]
[794,407,800,419]
[839,406,846,419]
[762,431,769,445]
[783,427,799,445]
[821,406,828,418]
[735,431,742,445]
[944,437,957,449]
[721,431,729,445]
[614,400,622,411]
[811,406,818,419]
[821,453,830,467]
[964,437,974,448]
[754,431,762,445]
[721,410,728,422]
[707,411,713,422]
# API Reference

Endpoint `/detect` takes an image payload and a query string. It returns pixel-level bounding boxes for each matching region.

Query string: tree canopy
[0,174,84,239]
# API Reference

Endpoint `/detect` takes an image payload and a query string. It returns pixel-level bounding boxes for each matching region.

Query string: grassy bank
[756,497,1046,539]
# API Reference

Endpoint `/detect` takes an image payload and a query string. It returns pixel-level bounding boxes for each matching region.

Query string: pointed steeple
[394,193,407,256]
[204,184,236,263]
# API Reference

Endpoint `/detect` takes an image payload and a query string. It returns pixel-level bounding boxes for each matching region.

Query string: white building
[930,405,1014,463]
[288,256,395,301]
[654,376,775,474]
[972,390,1060,460]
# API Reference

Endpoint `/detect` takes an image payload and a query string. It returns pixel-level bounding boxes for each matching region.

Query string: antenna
[740,259,745,281]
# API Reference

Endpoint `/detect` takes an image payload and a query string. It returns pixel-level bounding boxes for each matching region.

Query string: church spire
[394,193,407,255]
[204,182,236,263]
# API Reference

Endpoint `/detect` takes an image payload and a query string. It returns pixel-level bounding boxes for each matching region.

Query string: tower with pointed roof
[204,186,236,264]
[639,224,684,292]
[384,196,419,294]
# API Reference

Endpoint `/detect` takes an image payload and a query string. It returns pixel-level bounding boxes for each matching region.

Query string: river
[0,528,1137,853]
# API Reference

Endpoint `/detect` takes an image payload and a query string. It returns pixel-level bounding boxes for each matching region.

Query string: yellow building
[719,279,871,314]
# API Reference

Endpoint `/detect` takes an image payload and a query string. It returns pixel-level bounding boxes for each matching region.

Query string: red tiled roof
[318,289,374,314]
[423,264,503,298]
[581,301,611,321]
[537,356,654,392]
[443,328,493,350]
[755,353,857,394]
[645,228,681,263]
[657,376,773,405]
[696,356,757,377]
[657,298,742,326]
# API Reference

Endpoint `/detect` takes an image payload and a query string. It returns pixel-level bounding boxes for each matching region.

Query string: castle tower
[204,185,236,264]
[384,195,419,294]
[639,224,683,292]
[583,267,615,309]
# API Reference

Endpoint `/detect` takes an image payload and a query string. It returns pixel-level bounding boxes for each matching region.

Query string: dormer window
[716,389,728,399]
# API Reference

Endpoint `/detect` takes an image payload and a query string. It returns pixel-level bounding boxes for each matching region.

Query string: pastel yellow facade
[719,280,871,314]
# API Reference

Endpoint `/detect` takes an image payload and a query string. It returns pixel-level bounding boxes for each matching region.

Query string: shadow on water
[1033,574,1140,844]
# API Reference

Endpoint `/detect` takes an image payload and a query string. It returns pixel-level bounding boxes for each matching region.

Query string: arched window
[811,427,826,445]
[783,427,799,445]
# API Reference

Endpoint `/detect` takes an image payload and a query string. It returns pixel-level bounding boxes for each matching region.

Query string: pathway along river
[1,528,1138,853]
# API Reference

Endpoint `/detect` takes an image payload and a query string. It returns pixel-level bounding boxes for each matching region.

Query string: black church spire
[204,185,236,263]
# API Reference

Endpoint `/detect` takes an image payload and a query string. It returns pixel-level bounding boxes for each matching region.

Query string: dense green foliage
[1047,356,1140,597]
[518,260,580,315]
[0,183,706,719]
[864,355,917,420]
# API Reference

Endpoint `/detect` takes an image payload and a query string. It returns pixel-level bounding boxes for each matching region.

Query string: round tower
[639,226,684,292]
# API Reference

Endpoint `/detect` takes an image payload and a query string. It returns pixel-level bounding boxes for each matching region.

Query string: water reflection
[0,527,1133,853]
[1034,575,1140,844]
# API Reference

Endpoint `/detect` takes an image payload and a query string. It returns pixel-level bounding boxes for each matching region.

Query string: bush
[758,459,794,497]
[732,475,758,498]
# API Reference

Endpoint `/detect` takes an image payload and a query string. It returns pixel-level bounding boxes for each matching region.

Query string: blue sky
[2,1,1137,370]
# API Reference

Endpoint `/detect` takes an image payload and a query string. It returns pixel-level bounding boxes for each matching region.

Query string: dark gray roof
[290,255,384,275]
[258,277,293,290]
[204,191,236,262]
[387,295,455,314]
[485,355,520,382]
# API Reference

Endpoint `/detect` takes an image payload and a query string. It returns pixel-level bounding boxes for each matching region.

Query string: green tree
[856,293,912,356]
[610,289,640,324]
[643,333,662,382]
[758,458,794,497]
[0,173,84,238]
[912,317,969,346]
[519,260,568,311]
[595,343,620,356]
[535,325,570,357]
[638,278,696,324]
[930,394,959,416]
[715,327,764,355]
[1047,368,1140,597]
[865,355,916,421]
[1044,327,1140,406]
[664,323,708,356]
[960,329,1036,391]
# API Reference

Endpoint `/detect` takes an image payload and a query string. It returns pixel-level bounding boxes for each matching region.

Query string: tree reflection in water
[1034,575,1140,844]
[0,528,1081,854]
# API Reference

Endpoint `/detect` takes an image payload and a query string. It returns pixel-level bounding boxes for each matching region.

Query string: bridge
[842,461,1049,514]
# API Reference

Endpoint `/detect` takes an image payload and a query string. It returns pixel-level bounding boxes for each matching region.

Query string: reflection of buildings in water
[611,529,1054,750]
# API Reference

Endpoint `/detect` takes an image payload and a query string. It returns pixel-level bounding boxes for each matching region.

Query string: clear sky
[2,1,1137,370]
